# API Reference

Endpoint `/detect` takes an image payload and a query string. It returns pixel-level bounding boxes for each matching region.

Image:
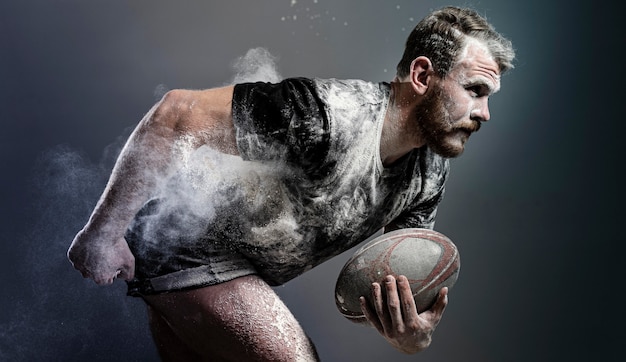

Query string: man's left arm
[360,153,450,353]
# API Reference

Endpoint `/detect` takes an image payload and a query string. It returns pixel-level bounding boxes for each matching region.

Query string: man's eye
[467,86,481,96]
[467,85,487,97]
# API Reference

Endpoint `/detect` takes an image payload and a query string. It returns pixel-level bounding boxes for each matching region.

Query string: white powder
[231,47,282,85]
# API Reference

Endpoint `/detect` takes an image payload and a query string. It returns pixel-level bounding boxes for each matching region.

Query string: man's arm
[357,198,448,353]
[67,86,237,285]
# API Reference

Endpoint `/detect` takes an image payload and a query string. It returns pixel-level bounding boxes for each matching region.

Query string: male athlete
[68,6,514,361]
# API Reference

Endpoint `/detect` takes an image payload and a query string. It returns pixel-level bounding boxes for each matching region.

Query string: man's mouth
[457,121,481,135]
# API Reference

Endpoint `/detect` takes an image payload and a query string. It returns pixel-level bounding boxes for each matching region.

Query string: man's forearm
[82,101,179,240]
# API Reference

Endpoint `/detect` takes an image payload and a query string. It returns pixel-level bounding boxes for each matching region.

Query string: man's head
[396,6,515,79]
[397,7,515,158]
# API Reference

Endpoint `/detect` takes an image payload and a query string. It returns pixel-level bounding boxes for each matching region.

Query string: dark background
[1,1,622,361]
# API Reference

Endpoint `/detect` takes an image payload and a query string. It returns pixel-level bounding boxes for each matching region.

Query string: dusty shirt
[227,77,450,285]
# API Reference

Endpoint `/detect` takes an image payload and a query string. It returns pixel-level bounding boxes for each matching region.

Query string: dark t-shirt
[229,77,449,284]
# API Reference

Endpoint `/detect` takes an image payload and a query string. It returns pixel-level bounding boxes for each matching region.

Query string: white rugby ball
[335,228,460,320]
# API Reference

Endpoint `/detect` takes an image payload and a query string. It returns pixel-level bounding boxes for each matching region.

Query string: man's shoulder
[310,78,390,110]
[312,77,388,93]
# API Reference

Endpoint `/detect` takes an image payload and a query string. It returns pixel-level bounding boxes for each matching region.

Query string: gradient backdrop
[0,1,622,361]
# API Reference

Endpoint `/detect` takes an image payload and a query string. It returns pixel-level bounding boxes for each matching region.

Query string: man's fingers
[119,255,136,281]
[360,296,383,333]
[371,281,394,334]
[118,265,135,281]
[396,275,419,325]
[422,287,449,327]
[80,269,91,279]
[93,274,114,285]
[432,287,449,315]
[383,275,404,331]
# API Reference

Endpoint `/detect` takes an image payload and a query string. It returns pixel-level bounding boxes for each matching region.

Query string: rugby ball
[335,228,460,320]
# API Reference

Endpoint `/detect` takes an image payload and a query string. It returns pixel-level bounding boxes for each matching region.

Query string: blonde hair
[396,6,515,78]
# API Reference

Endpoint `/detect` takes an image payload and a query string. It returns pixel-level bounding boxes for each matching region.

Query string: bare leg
[144,275,319,361]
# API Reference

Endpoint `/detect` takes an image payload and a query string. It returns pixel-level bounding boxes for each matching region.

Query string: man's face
[417,40,501,158]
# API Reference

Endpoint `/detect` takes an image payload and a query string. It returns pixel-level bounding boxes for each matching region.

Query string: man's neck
[380,81,425,167]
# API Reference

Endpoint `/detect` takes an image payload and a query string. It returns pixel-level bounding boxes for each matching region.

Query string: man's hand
[67,229,135,285]
[360,275,448,354]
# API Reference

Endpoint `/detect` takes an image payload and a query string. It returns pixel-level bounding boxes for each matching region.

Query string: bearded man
[68,6,515,361]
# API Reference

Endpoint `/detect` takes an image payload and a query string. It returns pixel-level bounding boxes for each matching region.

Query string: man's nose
[471,99,491,122]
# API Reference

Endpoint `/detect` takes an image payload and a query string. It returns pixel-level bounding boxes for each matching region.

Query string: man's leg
[144,275,320,361]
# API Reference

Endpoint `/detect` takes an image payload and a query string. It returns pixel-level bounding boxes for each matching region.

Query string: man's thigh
[144,275,319,361]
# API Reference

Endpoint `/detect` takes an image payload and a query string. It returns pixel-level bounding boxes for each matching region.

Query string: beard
[415,83,481,158]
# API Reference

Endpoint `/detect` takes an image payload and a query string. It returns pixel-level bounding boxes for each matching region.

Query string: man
[68,6,514,361]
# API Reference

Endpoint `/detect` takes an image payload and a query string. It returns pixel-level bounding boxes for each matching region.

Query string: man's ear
[409,56,434,95]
